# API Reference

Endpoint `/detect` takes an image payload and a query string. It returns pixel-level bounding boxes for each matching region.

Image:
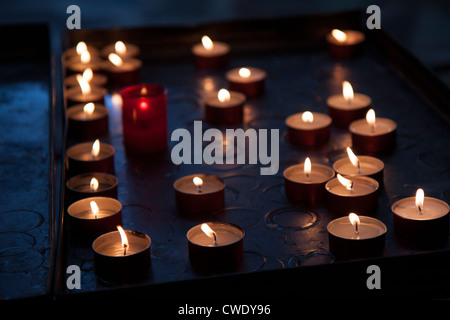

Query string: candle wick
[123,244,128,256]
[349,181,354,193]
[213,232,217,246]
[355,223,359,235]
[197,185,202,193]
[418,206,423,215]
[357,161,361,175]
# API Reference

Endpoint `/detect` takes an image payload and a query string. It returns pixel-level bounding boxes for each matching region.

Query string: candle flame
[218,89,231,103]
[91,139,100,158]
[304,157,311,178]
[348,213,360,234]
[302,111,314,123]
[116,225,129,255]
[331,29,347,42]
[201,35,214,50]
[80,51,91,64]
[416,188,424,214]
[82,68,93,82]
[366,109,376,129]
[90,201,99,219]
[342,81,354,103]
[76,42,87,55]
[337,174,353,191]
[140,86,148,96]
[90,177,99,192]
[346,147,360,170]
[201,223,217,245]
[108,53,123,67]
[239,67,251,78]
[115,41,126,55]
[83,102,95,115]
[76,74,91,95]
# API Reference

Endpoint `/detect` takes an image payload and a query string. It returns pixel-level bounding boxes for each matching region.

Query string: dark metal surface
[51,11,449,298]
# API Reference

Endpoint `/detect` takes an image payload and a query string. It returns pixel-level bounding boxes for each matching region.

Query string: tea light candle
[349,109,397,155]
[226,67,267,97]
[327,81,371,128]
[333,147,384,184]
[325,174,379,216]
[326,29,365,59]
[101,41,140,59]
[327,213,386,259]
[66,103,109,140]
[65,49,103,75]
[66,139,115,177]
[64,68,108,89]
[392,188,449,248]
[174,174,225,214]
[62,41,100,61]
[93,226,152,282]
[65,172,118,206]
[67,197,122,244]
[101,53,142,88]
[204,89,246,125]
[284,157,335,202]
[192,35,230,70]
[285,111,332,148]
[64,74,106,107]
[187,222,244,273]
[121,84,168,154]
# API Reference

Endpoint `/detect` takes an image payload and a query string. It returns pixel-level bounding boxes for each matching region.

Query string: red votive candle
[121,84,168,154]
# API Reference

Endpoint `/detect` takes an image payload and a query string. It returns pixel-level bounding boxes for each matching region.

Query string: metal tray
[54,10,450,299]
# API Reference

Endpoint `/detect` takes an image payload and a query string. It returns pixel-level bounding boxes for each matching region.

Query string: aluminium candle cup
[65,172,118,206]
[93,229,151,283]
[174,174,225,214]
[204,90,246,125]
[283,163,335,203]
[187,222,244,274]
[285,112,332,148]
[349,118,397,156]
[326,93,371,129]
[121,84,168,154]
[64,86,106,107]
[326,29,365,59]
[66,141,115,178]
[392,197,450,249]
[101,58,143,89]
[67,196,122,245]
[325,175,379,216]
[327,216,386,259]
[66,103,109,141]
[333,155,384,185]
[226,67,267,97]
[191,41,230,70]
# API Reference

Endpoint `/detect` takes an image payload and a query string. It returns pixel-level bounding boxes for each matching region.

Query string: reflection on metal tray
[55,10,450,299]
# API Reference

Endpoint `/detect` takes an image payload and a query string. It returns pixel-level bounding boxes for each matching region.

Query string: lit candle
[65,172,118,206]
[67,196,122,244]
[191,35,230,70]
[64,74,106,107]
[333,147,384,184]
[327,81,372,128]
[326,28,366,59]
[174,174,225,214]
[66,102,109,140]
[187,222,244,273]
[101,53,142,88]
[66,139,115,177]
[349,108,397,155]
[92,226,151,282]
[325,174,379,215]
[101,40,140,59]
[327,213,387,259]
[63,41,100,62]
[392,188,449,248]
[283,157,335,202]
[285,111,332,148]
[64,68,108,89]
[226,67,267,97]
[204,88,246,125]
[120,83,168,154]
[65,46,103,75]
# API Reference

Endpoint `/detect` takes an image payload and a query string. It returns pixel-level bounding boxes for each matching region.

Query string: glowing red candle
[121,84,168,154]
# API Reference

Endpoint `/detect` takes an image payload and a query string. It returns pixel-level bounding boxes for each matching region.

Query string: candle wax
[71,150,112,161]
[69,109,107,121]
[328,221,385,240]
[75,183,111,192]
[205,91,246,108]
[189,229,242,247]
[334,157,383,176]
[285,112,332,130]
[226,67,266,83]
[327,93,371,110]
[102,58,142,72]
[327,178,377,196]
[73,209,117,220]
[349,118,397,136]
[192,42,229,57]
[284,164,334,183]
[392,197,449,220]
[178,180,224,194]
[326,30,365,46]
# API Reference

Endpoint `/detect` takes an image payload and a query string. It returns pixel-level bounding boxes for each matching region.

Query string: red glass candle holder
[121,84,168,154]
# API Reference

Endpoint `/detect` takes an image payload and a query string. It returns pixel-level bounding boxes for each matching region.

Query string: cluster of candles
[61,28,449,281]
